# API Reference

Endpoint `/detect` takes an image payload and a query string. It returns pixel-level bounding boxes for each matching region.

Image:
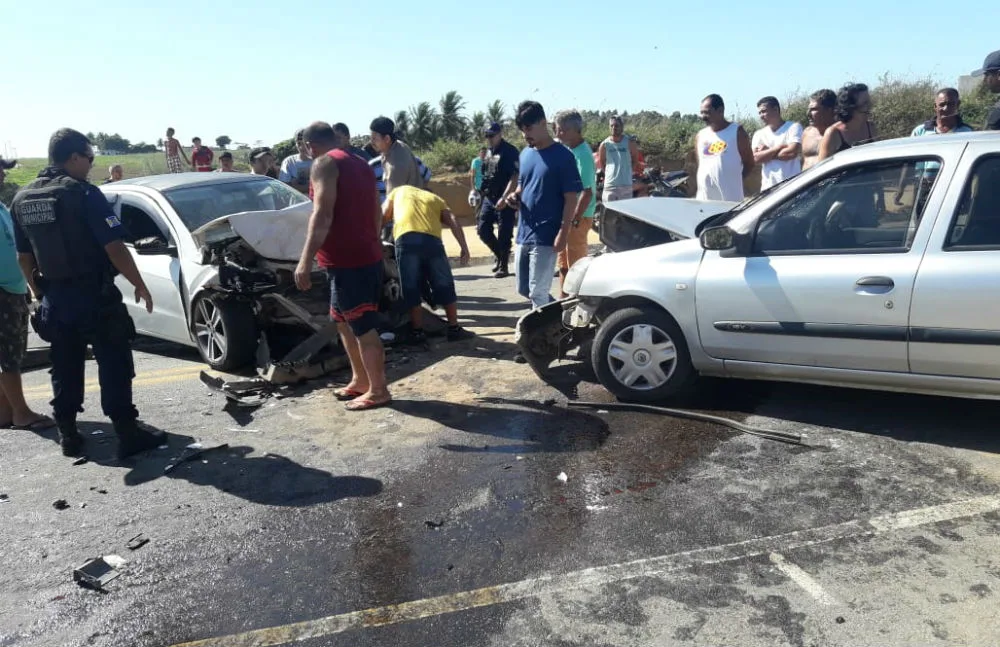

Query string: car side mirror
[700,226,736,251]
[134,236,176,256]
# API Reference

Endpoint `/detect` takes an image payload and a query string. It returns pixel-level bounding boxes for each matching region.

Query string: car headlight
[563,256,593,296]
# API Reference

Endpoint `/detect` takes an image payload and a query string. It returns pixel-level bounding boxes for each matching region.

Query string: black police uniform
[478,139,520,274]
[10,167,160,459]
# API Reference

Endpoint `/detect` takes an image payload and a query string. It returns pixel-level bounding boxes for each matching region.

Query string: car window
[163,178,310,231]
[120,202,170,245]
[945,155,1000,250]
[752,157,940,255]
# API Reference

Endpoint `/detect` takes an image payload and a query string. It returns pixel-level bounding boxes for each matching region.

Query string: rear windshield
[163,177,310,231]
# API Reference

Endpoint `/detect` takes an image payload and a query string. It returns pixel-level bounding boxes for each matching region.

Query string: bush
[271,138,296,162]
[418,139,480,174]
[0,182,17,205]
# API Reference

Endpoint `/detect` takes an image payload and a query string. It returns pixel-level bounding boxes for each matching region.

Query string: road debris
[424,519,445,529]
[200,371,271,408]
[52,499,70,510]
[126,534,150,551]
[567,401,805,445]
[0,493,8,503]
[556,472,568,483]
[164,443,231,474]
[73,555,126,591]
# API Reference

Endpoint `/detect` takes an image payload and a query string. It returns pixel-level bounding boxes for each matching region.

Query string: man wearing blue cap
[972,50,1000,130]
[478,122,520,278]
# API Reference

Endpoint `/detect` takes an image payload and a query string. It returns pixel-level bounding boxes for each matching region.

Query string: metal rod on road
[566,401,804,445]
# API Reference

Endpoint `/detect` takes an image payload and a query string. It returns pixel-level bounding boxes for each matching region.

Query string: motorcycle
[593,167,691,233]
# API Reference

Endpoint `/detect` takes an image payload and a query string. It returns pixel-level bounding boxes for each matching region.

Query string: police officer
[478,122,520,279]
[10,128,163,460]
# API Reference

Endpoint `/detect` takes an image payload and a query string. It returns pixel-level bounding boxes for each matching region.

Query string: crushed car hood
[605,197,737,239]
[191,201,313,262]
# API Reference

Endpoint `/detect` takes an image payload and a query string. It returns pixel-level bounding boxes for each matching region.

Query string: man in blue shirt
[0,157,53,431]
[501,101,582,310]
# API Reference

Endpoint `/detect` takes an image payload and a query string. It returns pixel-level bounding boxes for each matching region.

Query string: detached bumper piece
[515,299,587,378]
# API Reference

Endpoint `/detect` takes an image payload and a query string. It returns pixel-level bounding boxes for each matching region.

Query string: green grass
[5,148,251,186]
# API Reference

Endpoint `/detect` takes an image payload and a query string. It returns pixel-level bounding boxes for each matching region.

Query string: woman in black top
[818,83,877,161]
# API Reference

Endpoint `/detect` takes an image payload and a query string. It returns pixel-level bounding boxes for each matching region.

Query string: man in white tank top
[695,94,754,202]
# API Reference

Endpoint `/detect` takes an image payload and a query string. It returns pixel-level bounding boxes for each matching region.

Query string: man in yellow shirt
[383,186,473,344]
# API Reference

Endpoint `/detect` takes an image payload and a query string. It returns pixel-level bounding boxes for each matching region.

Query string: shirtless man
[801,89,836,171]
[164,128,189,173]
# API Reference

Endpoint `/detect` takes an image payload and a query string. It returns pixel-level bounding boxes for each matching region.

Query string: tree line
[85,132,233,155]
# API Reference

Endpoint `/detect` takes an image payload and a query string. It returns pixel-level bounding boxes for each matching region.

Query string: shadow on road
[751,382,1000,454]
[390,398,610,454]
[50,421,383,506]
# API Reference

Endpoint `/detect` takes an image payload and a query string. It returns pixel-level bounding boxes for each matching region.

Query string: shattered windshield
[164,178,310,231]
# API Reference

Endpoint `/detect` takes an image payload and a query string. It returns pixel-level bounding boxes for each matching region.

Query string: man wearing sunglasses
[971,50,1000,131]
[478,122,520,278]
[9,128,161,460]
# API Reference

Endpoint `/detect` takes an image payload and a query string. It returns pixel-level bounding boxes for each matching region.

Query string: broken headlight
[563,256,593,296]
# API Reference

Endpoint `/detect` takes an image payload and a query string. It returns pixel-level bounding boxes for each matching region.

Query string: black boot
[56,417,84,458]
[494,253,510,278]
[115,418,166,461]
[491,256,501,273]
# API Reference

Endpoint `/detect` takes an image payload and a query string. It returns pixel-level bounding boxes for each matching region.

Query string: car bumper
[515,298,599,378]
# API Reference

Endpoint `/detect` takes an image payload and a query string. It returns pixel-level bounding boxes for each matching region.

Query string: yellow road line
[23,365,206,397]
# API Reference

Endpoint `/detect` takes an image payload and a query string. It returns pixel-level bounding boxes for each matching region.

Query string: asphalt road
[2,266,1000,647]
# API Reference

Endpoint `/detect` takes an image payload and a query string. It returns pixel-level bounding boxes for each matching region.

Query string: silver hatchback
[517,132,1000,402]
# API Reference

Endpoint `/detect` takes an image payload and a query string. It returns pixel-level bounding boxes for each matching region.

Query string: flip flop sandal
[344,398,392,412]
[333,387,366,401]
[11,416,56,431]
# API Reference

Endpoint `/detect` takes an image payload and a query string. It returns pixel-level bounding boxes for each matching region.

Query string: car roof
[833,129,1000,160]
[112,172,274,192]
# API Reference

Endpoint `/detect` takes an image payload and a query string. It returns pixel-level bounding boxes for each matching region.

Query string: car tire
[591,305,696,402]
[191,295,258,371]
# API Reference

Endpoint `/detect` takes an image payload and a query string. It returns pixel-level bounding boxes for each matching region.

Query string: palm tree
[439,91,467,141]
[486,100,506,126]
[408,102,439,149]
[393,110,411,143]
[469,112,487,137]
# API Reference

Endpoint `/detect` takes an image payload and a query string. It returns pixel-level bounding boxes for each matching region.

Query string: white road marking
[769,552,840,606]
[867,495,1000,532]
[171,494,1000,647]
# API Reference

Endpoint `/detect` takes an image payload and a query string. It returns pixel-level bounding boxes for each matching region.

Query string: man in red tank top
[294,121,390,411]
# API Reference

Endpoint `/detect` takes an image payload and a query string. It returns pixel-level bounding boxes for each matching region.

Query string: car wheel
[192,295,258,371]
[591,306,695,402]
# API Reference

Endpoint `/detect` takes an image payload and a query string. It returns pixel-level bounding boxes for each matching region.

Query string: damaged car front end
[515,197,736,381]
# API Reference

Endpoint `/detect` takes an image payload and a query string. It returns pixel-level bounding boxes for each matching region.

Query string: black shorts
[0,289,29,373]
[327,261,383,337]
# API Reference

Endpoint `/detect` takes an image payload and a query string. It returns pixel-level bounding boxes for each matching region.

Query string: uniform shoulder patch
[106,215,122,228]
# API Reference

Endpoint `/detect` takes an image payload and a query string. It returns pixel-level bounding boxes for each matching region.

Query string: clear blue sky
[2,0,994,158]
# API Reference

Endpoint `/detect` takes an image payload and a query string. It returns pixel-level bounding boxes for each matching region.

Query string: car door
[112,193,190,344]
[696,153,946,373]
[909,147,1000,380]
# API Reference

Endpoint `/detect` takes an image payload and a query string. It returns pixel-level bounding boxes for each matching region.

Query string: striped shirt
[369,155,432,203]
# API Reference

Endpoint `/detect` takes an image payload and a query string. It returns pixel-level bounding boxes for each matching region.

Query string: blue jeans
[395,232,457,309]
[515,244,557,310]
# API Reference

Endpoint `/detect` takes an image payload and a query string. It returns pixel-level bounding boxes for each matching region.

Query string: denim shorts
[395,232,457,309]
[326,261,383,337]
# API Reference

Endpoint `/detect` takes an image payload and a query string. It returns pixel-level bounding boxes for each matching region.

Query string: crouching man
[382,185,474,345]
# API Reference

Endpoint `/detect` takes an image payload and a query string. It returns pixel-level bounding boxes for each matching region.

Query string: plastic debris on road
[556,472,568,483]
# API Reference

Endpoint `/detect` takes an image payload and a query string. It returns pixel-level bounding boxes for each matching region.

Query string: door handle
[855,276,894,288]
